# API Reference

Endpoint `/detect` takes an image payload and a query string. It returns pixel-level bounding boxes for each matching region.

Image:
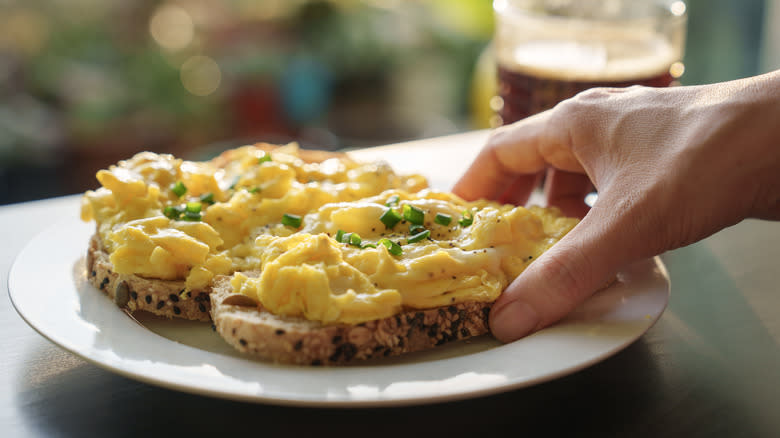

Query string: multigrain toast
[87,234,212,321]
[81,142,583,365]
[210,273,492,365]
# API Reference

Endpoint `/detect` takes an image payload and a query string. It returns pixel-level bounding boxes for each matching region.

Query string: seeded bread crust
[86,234,212,321]
[209,274,492,365]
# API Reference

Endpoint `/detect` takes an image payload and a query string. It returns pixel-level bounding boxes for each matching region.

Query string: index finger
[452,109,582,201]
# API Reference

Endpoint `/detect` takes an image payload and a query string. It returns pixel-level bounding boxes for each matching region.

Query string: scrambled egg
[230,190,577,324]
[81,143,426,291]
[82,143,577,324]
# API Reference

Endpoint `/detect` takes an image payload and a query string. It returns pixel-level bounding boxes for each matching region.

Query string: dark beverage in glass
[493,0,687,124]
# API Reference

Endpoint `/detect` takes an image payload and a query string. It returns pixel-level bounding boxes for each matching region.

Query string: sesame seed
[130,291,138,300]
[239,338,247,346]
[173,306,181,315]
[275,329,285,335]
[198,303,207,312]
[145,295,152,304]
[156,301,165,310]
[169,294,179,302]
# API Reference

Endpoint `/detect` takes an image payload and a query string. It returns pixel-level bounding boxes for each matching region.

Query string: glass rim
[493,0,688,25]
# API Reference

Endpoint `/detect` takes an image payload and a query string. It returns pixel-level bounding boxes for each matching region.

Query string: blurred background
[0,0,777,204]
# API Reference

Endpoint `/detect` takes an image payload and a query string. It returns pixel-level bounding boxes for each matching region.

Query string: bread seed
[114,281,129,307]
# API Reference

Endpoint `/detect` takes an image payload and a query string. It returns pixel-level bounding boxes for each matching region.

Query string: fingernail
[490,300,540,343]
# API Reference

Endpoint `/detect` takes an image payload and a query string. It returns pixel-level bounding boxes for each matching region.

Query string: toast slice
[209,273,492,365]
[82,144,381,322]
[87,234,212,321]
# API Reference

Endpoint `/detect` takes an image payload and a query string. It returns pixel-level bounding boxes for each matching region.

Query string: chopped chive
[385,195,400,206]
[402,204,424,225]
[186,201,202,213]
[341,232,353,244]
[434,213,452,226]
[378,238,403,256]
[247,186,260,194]
[171,181,187,197]
[335,229,345,243]
[409,224,425,234]
[182,211,201,221]
[459,210,474,227]
[361,243,377,249]
[281,213,302,228]
[258,154,272,164]
[380,208,402,229]
[407,229,430,244]
[163,205,183,219]
[229,176,241,190]
[349,233,362,246]
[199,192,215,204]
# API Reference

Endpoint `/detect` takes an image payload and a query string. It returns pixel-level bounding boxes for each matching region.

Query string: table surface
[3,131,779,437]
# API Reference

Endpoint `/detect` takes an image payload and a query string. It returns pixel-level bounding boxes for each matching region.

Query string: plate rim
[8,216,670,408]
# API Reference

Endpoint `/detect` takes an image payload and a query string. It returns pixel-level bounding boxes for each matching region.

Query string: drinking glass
[493,0,688,124]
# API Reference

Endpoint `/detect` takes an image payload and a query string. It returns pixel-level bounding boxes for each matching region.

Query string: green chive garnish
[407,229,430,243]
[434,213,452,226]
[378,238,403,256]
[247,186,260,194]
[459,211,474,227]
[186,201,202,213]
[163,205,183,219]
[409,224,425,234]
[199,192,215,204]
[349,233,362,246]
[385,195,400,206]
[335,229,345,242]
[281,213,302,228]
[402,204,424,225]
[258,154,272,164]
[182,211,201,221]
[361,243,377,249]
[380,208,402,229]
[171,181,187,197]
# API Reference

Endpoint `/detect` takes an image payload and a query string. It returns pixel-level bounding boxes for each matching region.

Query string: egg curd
[81,143,427,292]
[81,143,578,325]
[230,190,578,324]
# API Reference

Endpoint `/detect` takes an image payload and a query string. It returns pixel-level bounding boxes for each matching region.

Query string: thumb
[489,202,636,342]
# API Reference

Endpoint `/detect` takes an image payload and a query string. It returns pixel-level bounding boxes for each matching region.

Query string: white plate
[9,216,669,407]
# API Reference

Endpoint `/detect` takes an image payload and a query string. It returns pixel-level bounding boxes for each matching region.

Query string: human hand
[453,71,780,342]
